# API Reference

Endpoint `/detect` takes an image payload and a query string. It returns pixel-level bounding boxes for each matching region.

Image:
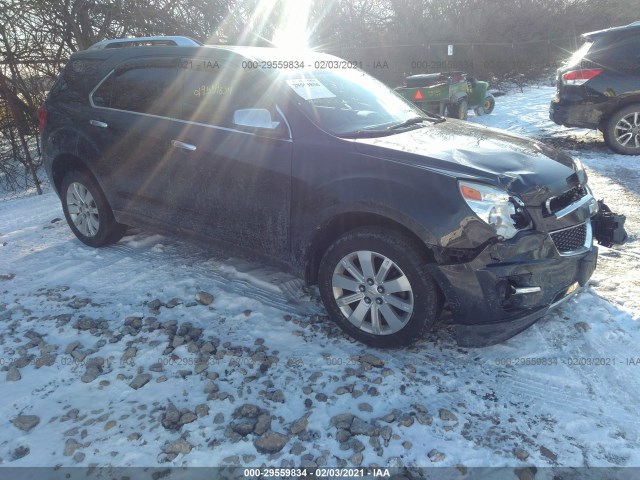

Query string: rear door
[89,56,183,222]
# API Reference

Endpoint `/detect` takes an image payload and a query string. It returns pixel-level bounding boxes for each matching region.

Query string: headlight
[459,181,520,239]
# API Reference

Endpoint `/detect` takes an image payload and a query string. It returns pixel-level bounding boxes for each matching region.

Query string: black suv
[550,21,640,155]
[41,36,599,348]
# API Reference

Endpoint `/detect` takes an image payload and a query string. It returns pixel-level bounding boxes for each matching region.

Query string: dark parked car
[550,21,640,155]
[40,36,599,348]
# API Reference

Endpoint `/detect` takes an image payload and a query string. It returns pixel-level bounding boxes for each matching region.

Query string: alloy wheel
[66,182,100,237]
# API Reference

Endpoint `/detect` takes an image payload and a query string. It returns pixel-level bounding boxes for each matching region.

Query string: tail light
[37,105,47,132]
[561,68,603,86]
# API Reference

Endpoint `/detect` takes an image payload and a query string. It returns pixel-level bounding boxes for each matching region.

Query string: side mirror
[233,108,280,130]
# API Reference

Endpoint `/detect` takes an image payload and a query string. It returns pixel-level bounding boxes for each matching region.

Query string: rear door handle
[171,140,197,151]
[89,119,108,128]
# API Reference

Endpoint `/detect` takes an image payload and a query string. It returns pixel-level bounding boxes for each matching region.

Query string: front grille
[550,223,588,254]
[546,185,587,216]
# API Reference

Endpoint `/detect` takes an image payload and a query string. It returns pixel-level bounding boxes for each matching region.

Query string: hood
[353,120,582,205]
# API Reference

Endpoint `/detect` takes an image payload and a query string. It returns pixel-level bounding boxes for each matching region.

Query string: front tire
[603,104,640,155]
[61,170,126,247]
[318,227,441,347]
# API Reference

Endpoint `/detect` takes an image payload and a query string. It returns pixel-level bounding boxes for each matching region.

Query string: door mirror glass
[233,108,280,130]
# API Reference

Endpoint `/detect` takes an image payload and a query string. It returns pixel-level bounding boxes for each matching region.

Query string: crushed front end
[431,181,600,347]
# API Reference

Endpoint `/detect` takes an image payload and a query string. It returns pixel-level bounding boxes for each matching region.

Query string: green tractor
[395,72,495,120]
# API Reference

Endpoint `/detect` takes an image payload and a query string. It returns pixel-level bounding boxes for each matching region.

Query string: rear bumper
[431,231,598,347]
[549,96,605,129]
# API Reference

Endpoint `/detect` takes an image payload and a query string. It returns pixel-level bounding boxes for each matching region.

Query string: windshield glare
[284,69,426,135]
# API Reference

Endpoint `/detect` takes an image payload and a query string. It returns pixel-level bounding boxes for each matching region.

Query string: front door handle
[171,140,197,152]
[89,119,108,128]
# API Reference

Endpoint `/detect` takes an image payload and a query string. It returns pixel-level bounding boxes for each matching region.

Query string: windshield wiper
[337,129,396,139]
[388,114,445,130]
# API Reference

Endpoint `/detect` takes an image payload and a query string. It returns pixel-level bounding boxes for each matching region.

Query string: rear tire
[603,104,640,155]
[480,94,495,114]
[318,227,441,347]
[61,170,126,247]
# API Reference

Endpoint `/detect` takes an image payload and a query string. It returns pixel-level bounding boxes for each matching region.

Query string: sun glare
[272,0,312,50]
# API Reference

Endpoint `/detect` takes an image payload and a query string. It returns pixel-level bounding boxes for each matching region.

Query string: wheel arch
[51,153,97,195]
[599,93,640,127]
[304,211,437,285]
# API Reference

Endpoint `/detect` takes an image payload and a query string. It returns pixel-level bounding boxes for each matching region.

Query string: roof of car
[79,37,339,65]
[582,21,640,41]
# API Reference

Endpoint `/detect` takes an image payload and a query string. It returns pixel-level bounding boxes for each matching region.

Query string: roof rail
[87,36,202,50]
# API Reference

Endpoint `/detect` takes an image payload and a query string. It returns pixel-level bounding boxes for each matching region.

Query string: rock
[147,299,162,309]
[12,445,30,460]
[253,431,289,454]
[416,413,433,425]
[63,439,82,456]
[149,363,164,372]
[163,439,193,455]
[428,449,446,462]
[172,336,185,348]
[254,413,271,435]
[162,403,181,430]
[402,441,413,449]
[359,353,384,367]
[7,366,21,381]
[12,415,40,432]
[358,403,373,413]
[514,468,537,480]
[65,341,82,354]
[213,413,225,424]
[128,432,141,441]
[540,446,557,463]
[195,404,209,418]
[349,438,365,453]
[268,389,285,403]
[315,393,328,402]
[380,426,392,441]
[290,442,306,455]
[81,366,102,383]
[166,298,182,308]
[231,418,257,435]
[439,408,458,422]
[350,452,363,466]
[129,374,151,390]
[290,414,309,435]
[234,404,261,418]
[397,413,414,427]
[350,417,377,436]
[514,447,529,461]
[330,413,354,430]
[574,321,591,332]
[35,353,56,368]
[121,347,137,362]
[179,412,197,425]
[196,291,214,305]
[104,420,116,431]
[73,452,85,462]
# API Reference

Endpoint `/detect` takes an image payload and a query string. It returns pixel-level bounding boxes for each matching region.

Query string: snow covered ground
[1,85,639,474]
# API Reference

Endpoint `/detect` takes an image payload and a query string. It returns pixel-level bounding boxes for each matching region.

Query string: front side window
[178,59,284,132]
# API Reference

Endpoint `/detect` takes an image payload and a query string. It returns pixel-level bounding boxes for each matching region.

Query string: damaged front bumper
[430,228,598,347]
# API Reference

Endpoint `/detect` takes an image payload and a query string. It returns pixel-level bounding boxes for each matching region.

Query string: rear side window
[93,58,181,117]
[50,58,106,103]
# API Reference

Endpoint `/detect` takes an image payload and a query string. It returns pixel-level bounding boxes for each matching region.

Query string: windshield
[283,69,427,136]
